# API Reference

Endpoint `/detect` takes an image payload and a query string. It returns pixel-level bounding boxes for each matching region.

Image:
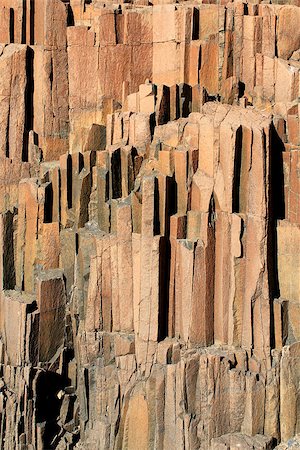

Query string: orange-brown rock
[0,0,299,449]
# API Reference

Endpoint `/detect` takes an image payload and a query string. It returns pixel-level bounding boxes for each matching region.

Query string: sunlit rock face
[0,0,299,449]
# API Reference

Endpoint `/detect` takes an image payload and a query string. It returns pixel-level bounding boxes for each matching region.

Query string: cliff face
[0,0,299,449]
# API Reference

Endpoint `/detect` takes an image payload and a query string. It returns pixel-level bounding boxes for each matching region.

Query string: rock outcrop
[0,0,299,449]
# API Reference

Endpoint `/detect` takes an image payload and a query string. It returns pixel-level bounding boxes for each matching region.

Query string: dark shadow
[67,154,73,209]
[158,237,170,341]
[67,3,75,26]
[238,81,245,98]
[5,114,10,158]
[127,148,137,194]
[18,414,25,438]
[192,8,199,40]
[198,47,202,85]
[206,93,221,103]
[157,175,178,340]
[22,0,26,43]
[150,112,156,139]
[154,177,160,236]
[165,175,177,238]
[3,210,16,289]
[111,149,122,199]
[84,367,89,417]
[268,124,285,298]
[105,170,109,202]
[78,152,84,173]
[282,301,288,346]
[32,130,39,146]
[79,172,92,228]
[44,183,53,223]
[179,84,192,118]
[23,47,34,162]
[9,8,14,43]
[206,193,216,344]
[156,85,170,126]
[28,308,39,366]
[35,372,66,449]
[49,58,53,91]
[30,0,35,44]
[208,193,216,228]
[269,124,285,220]
[267,125,286,349]
[232,126,242,213]
[75,232,79,255]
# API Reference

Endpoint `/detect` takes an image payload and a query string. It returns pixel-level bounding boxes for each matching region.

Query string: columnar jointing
[0,0,299,449]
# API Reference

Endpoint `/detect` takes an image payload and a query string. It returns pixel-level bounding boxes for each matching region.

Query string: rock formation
[0,0,299,449]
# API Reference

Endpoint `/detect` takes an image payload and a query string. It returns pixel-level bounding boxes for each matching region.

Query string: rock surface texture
[0,0,299,449]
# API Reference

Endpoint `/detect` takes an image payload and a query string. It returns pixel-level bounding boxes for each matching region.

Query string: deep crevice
[23,46,34,162]
[3,210,16,290]
[158,237,170,341]
[67,154,73,209]
[30,0,35,44]
[35,372,68,449]
[154,177,160,236]
[9,8,14,43]
[192,7,199,40]
[111,150,122,199]
[267,124,285,349]
[232,126,242,213]
[44,183,53,223]
[67,3,75,27]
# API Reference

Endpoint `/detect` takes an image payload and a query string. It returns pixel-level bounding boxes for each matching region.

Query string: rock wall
[0,0,299,449]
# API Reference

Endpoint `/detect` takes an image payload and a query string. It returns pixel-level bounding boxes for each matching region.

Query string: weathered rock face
[0,0,299,449]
